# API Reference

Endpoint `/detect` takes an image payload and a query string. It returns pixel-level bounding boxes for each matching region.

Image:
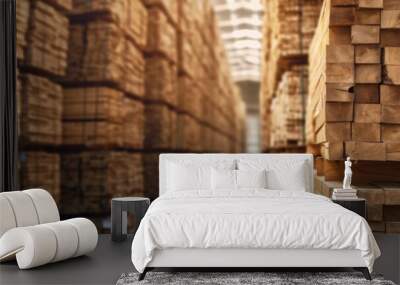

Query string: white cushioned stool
[0,189,98,269]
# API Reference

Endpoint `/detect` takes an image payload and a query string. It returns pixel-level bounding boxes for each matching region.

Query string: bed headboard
[159,153,314,196]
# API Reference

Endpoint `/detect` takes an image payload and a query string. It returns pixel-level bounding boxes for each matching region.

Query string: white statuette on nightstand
[332,157,358,200]
[343,156,352,190]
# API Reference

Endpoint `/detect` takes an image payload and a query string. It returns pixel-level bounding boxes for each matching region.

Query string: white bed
[131,154,380,280]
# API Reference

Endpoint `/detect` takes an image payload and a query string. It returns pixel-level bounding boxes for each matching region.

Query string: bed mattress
[131,190,380,273]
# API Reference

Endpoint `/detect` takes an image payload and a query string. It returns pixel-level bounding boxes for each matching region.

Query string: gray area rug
[116,272,396,285]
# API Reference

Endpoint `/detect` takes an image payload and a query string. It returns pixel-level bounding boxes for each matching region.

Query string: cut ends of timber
[345,141,386,161]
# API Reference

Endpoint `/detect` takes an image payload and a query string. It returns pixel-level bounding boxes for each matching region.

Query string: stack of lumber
[16,0,246,218]
[177,114,201,151]
[307,0,400,161]
[270,66,308,148]
[308,0,400,233]
[20,74,63,146]
[16,0,30,61]
[314,175,400,233]
[63,87,144,148]
[60,0,147,214]
[24,0,70,76]
[141,0,245,198]
[144,104,177,149]
[17,1,71,199]
[143,0,179,152]
[61,151,143,215]
[145,56,177,106]
[72,0,147,48]
[382,1,400,160]
[67,21,145,97]
[260,0,321,151]
[20,151,60,204]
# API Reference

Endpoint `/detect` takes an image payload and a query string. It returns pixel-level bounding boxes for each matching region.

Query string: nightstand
[332,198,367,219]
[111,197,150,242]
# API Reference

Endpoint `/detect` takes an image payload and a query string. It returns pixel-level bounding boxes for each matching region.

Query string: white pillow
[167,162,211,191]
[236,169,267,189]
[211,168,236,190]
[238,159,307,191]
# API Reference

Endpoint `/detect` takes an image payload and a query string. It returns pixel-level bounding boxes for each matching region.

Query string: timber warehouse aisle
[16,0,400,240]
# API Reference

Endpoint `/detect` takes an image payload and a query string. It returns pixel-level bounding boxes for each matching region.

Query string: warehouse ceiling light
[213,0,263,82]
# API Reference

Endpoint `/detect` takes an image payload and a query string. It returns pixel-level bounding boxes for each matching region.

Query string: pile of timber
[145,56,177,106]
[61,151,143,215]
[71,0,148,49]
[269,0,321,58]
[60,0,147,213]
[67,21,145,97]
[307,0,400,161]
[141,0,245,198]
[16,0,30,61]
[17,1,71,199]
[144,104,177,150]
[314,165,400,233]
[143,1,180,153]
[20,151,60,204]
[260,0,321,151]
[20,74,63,146]
[63,87,144,148]
[24,0,70,76]
[308,0,400,234]
[16,0,246,215]
[270,66,308,148]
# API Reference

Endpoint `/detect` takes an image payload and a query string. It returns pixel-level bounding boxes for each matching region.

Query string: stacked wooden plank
[20,151,60,204]
[308,0,400,233]
[142,0,179,152]
[307,0,400,161]
[20,74,62,146]
[61,151,143,215]
[144,104,177,149]
[65,0,147,149]
[63,87,144,148]
[382,0,400,161]
[16,0,246,216]
[270,66,308,148]
[260,0,321,151]
[139,0,245,197]
[16,0,30,61]
[17,1,71,199]
[59,0,147,215]
[67,20,145,97]
[314,175,400,233]
[72,0,147,48]
[24,0,69,76]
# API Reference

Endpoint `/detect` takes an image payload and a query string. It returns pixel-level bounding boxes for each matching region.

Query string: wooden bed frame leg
[138,268,148,281]
[354,267,371,280]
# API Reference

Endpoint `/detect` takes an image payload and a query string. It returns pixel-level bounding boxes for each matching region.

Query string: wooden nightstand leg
[354,267,371,280]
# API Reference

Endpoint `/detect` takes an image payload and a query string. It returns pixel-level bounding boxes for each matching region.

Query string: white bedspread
[131,190,380,273]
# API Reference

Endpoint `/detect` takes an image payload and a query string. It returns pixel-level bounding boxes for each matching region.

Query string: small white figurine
[343,156,352,189]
